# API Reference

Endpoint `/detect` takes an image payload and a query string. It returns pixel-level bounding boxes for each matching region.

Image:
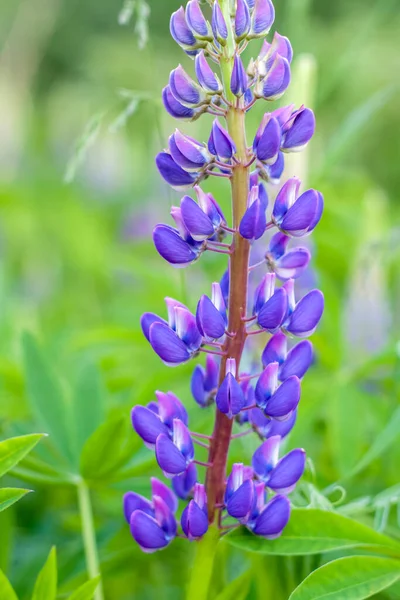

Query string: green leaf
[80,414,126,481]
[68,577,100,600]
[288,556,400,600]
[0,434,43,478]
[72,362,105,461]
[22,333,73,464]
[0,488,31,513]
[225,509,400,556]
[31,547,57,600]
[215,570,252,600]
[0,570,18,600]
[346,406,400,480]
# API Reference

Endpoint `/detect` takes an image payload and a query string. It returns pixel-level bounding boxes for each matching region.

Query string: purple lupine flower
[272,178,324,237]
[131,390,188,448]
[195,51,223,94]
[253,115,281,164]
[216,359,246,417]
[235,0,251,41]
[266,232,311,280]
[128,0,326,557]
[225,463,254,521]
[191,354,219,407]
[172,462,198,499]
[212,2,228,44]
[231,55,249,97]
[180,187,225,241]
[252,436,306,493]
[181,483,208,540]
[262,331,314,380]
[156,418,195,477]
[282,107,316,152]
[250,0,275,38]
[239,185,267,241]
[208,119,237,161]
[197,282,227,340]
[126,478,178,552]
[186,1,212,41]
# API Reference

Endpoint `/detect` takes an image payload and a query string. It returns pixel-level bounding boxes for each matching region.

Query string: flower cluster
[124,0,324,552]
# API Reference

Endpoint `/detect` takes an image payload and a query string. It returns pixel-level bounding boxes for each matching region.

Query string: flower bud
[216,358,246,417]
[253,115,281,164]
[191,354,219,407]
[196,289,227,340]
[169,130,212,172]
[225,464,255,520]
[186,1,212,41]
[231,55,249,97]
[249,0,275,39]
[235,0,251,41]
[285,290,324,338]
[252,494,291,538]
[195,51,223,94]
[255,362,279,410]
[169,65,208,108]
[255,54,291,101]
[212,2,228,44]
[163,86,197,121]
[170,7,197,50]
[155,419,194,476]
[267,232,311,280]
[181,483,208,540]
[239,186,267,241]
[208,119,237,160]
[280,340,313,380]
[273,180,324,237]
[156,152,198,191]
[281,107,316,152]
[260,151,285,184]
[172,463,198,499]
[257,288,288,333]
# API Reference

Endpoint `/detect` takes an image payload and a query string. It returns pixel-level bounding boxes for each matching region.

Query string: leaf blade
[225,509,400,556]
[289,556,400,600]
[0,488,31,513]
[31,547,57,600]
[0,434,44,479]
[68,577,100,600]
[0,570,18,600]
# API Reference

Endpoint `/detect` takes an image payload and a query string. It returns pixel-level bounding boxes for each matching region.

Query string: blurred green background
[0,0,400,598]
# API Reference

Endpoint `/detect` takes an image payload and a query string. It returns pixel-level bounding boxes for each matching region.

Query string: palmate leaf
[31,547,57,600]
[288,556,400,600]
[225,509,400,556]
[0,488,31,513]
[22,333,74,465]
[0,434,44,478]
[0,570,18,600]
[68,577,100,600]
[80,414,128,481]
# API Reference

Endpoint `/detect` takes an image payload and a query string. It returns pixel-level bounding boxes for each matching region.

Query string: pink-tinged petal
[130,510,170,552]
[286,290,324,337]
[235,0,251,39]
[141,312,166,342]
[272,177,301,223]
[175,307,202,350]
[252,436,281,480]
[162,86,196,120]
[172,418,194,462]
[253,494,291,537]
[274,247,311,281]
[151,478,178,514]
[268,448,306,493]
[255,362,279,409]
[266,376,301,419]
[251,0,275,36]
[131,405,169,446]
[156,390,188,427]
[186,1,209,38]
[149,322,191,365]
[170,7,197,48]
[153,495,177,538]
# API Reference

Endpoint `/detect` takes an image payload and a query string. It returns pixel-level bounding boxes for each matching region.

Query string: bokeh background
[0,0,400,597]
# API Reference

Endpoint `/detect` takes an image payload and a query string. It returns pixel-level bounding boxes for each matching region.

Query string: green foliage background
[0,0,399,598]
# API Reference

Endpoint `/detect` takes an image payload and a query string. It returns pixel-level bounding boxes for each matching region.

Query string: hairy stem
[205,0,251,523]
[77,479,104,600]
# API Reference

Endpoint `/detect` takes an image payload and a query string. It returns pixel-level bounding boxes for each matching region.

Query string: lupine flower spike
[125,0,325,573]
